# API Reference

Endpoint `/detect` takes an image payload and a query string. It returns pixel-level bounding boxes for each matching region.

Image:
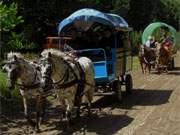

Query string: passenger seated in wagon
[59,38,74,52]
[145,36,157,48]
[144,36,157,64]
[161,34,173,51]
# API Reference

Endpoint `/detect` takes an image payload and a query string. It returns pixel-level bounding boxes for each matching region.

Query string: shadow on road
[43,113,134,135]
[151,67,180,75]
[167,67,180,75]
[0,88,172,134]
[92,88,172,110]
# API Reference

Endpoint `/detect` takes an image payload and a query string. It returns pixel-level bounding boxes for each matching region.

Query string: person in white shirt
[144,36,158,64]
[145,36,154,48]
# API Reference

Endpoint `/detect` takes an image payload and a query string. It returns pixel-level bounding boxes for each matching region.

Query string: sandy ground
[0,51,180,135]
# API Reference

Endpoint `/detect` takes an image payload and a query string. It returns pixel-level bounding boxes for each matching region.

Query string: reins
[50,67,69,85]
[53,58,80,89]
[43,52,87,91]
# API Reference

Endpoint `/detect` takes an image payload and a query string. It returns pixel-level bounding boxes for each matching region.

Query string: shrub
[131,31,142,55]
[7,32,37,51]
[0,70,20,98]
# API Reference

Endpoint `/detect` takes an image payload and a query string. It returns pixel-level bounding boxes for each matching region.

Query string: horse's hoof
[69,119,74,126]
[35,128,41,134]
[62,121,70,132]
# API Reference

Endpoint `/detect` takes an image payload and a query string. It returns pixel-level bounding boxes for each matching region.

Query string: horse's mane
[7,52,24,59]
[41,49,73,60]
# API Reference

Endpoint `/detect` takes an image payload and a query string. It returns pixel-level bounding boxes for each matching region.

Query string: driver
[59,39,74,52]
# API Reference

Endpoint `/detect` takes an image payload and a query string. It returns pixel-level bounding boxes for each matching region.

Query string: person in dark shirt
[59,39,74,52]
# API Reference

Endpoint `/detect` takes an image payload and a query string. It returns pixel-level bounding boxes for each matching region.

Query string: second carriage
[141,22,180,72]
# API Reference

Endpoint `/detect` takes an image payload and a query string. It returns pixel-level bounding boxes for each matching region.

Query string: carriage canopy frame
[57,8,133,86]
[57,8,130,35]
[142,22,180,51]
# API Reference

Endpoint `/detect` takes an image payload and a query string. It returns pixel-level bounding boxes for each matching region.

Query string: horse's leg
[148,65,151,74]
[141,62,144,74]
[86,86,94,116]
[165,66,168,73]
[35,96,40,133]
[35,95,46,132]
[39,96,46,124]
[139,57,144,74]
[141,63,145,74]
[144,64,147,74]
[23,96,36,128]
[65,97,74,127]
[75,96,81,118]
[156,59,161,74]
[62,100,72,131]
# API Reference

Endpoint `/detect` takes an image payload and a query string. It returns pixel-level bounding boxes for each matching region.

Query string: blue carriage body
[57,8,133,85]
[76,48,115,84]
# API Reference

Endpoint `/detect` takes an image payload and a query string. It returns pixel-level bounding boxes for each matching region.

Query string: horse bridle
[40,55,97,98]
[17,68,40,90]
[41,56,83,90]
[15,61,40,90]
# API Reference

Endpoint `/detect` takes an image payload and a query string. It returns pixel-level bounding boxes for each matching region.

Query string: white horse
[2,52,45,132]
[39,49,95,128]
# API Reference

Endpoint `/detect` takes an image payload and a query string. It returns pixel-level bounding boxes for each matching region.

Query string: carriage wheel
[125,74,133,95]
[113,81,122,102]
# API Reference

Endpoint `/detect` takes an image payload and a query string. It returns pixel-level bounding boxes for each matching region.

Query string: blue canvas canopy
[58,8,129,35]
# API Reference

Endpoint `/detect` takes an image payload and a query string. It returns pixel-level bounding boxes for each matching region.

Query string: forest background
[1,0,180,57]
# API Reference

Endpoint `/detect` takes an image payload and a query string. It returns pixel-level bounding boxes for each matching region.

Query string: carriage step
[94,91,116,96]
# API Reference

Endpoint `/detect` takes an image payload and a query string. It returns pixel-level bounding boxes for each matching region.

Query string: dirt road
[1,52,180,135]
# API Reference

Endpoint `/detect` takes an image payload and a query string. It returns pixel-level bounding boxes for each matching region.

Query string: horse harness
[46,57,86,105]
[142,46,156,65]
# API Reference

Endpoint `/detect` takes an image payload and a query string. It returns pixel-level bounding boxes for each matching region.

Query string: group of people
[144,34,173,51]
[145,36,157,48]
[143,34,173,64]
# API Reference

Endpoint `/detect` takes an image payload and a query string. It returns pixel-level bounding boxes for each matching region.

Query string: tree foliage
[110,0,179,31]
[111,0,130,17]
[1,0,179,54]
[0,2,23,32]
[0,2,37,58]
[7,32,36,51]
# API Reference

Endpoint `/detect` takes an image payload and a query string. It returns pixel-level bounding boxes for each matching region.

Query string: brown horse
[156,42,172,73]
[139,45,156,74]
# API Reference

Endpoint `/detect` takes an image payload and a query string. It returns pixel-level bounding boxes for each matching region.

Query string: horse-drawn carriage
[1,8,134,132]
[140,22,180,73]
[57,8,133,101]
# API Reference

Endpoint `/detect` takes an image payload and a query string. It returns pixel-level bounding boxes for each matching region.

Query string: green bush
[131,31,142,55]
[0,70,20,98]
[0,2,23,32]
[0,2,24,59]
[7,32,37,51]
